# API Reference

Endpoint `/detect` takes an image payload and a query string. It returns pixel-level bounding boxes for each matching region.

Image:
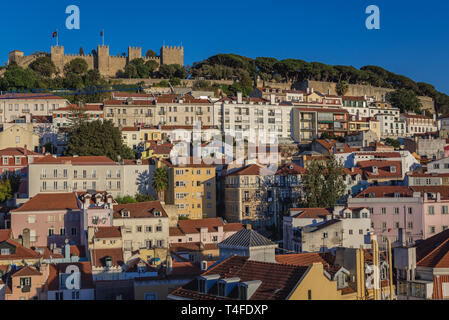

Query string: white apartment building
[375,113,406,138]
[0,93,69,123]
[28,156,154,198]
[213,93,293,143]
[400,113,437,137]
[283,207,372,253]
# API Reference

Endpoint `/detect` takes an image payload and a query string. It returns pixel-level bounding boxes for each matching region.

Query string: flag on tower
[52,31,58,38]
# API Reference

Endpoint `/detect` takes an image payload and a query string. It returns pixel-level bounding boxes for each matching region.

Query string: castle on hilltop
[8,44,184,78]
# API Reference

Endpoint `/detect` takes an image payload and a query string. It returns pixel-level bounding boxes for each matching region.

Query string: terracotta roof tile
[170,256,309,300]
[33,155,115,165]
[12,193,79,212]
[94,227,121,239]
[113,201,168,219]
[47,262,94,291]
[11,265,42,277]
[291,208,332,219]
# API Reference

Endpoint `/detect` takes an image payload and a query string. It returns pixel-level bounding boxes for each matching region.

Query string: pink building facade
[169,218,243,245]
[10,193,83,248]
[350,186,449,249]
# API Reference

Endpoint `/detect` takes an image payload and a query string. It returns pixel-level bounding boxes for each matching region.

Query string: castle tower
[128,46,142,63]
[8,50,24,65]
[51,46,65,74]
[160,45,184,66]
[97,45,110,77]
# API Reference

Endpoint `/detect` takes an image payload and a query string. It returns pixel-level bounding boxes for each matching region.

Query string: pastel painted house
[4,265,48,300]
[10,193,83,248]
[169,218,243,245]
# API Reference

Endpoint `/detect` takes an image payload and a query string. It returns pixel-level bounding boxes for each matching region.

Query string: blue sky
[1,0,448,93]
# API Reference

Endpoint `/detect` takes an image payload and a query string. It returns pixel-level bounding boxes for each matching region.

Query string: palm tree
[152,168,168,201]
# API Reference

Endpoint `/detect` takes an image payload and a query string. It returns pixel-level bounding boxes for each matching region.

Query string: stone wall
[294,80,435,114]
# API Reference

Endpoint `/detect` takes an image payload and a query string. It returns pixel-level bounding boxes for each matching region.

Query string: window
[156,226,163,232]
[381,208,386,214]
[145,226,152,233]
[349,230,353,235]
[394,208,399,215]
[408,222,413,229]
[308,290,312,300]
[71,228,77,236]
[408,207,413,215]
[443,206,449,215]
[28,215,36,224]
[136,226,142,233]
[48,228,55,236]
[198,279,206,293]
[239,286,247,300]
[72,291,80,300]
[428,206,435,215]
[218,282,226,297]
[60,228,66,236]
[1,248,10,255]
[429,226,436,234]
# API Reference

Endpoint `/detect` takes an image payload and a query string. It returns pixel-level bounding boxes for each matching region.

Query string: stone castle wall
[9,44,182,78]
[295,80,435,114]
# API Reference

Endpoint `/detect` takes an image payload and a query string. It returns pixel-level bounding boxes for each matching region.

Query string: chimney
[24,145,28,156]
[311,88,314,93]
[237,92,243,104]
[270,94,276,105]
[64,239,71,259]
[245,224,252,230]
[398,228,407,247]
[200,261,208,271]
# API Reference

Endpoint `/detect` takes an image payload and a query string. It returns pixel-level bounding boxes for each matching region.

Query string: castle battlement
[9,43,184,77]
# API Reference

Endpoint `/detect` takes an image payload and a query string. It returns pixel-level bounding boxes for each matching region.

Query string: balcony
[159,111,165,116]
[41,174,68,180]
[196,111,203,115]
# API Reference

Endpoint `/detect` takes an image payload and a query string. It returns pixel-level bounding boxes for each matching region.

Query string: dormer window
[1,248,10,255]
[372,166,378,175]
[154,211,161,217]
[391,166,397,173]
[198,279,206,294]
[121,210,130,218]
[239,285,247,300]
[105,256,113,268]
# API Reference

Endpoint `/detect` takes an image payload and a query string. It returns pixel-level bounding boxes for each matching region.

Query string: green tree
[0,65,39,91]
[65,120,135,161]
[64,58,89,75]
[135,193,155,202]
[301,156,346,208]
[29,56,57,78]
[152,167,168,201]
[145,60,159,74]
[384,138,401,149]
[386,88,423,113]
[336,81,349,96]
[0,178,12,203]
[115,195,138,204]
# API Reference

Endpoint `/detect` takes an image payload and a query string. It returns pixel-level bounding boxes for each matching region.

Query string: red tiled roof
[275,252,335,267]
[355,186,414,198]
[104,100,154,106]
[170,255,309,300]
[401,113,433,120]
[0,239,41,261]
[33,155,115,165]
[290,208,332,219]
[172,218,243,235]
[0,147,41,157]
[415,230,449,268]
[170,242,218,253]
[0,229,12,242]
[11,265,42,277]
[276,163,306,175]
[113,201,168,219]
[226,164,273,176]
[12,193,79,212]
[0,93,66,100]
[410,186,449,200]
[357,160,402,179]
[94,227,121,239]
[90,248,124,267]
[122,127,140,132]
[316,139,338,151]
